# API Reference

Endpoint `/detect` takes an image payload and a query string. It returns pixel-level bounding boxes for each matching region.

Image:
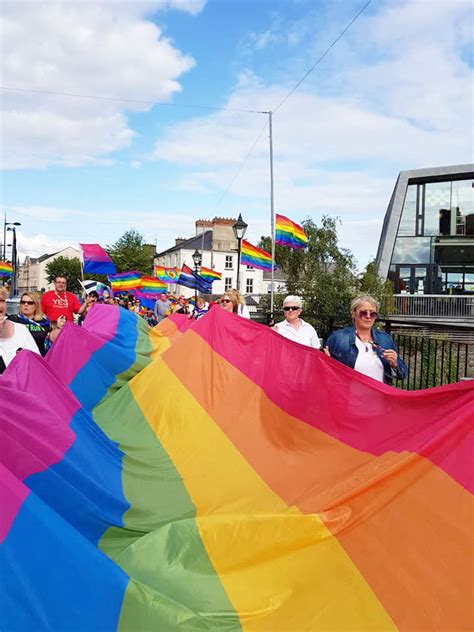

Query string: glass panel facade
[392,237,432,264]
[398,184,417,236]
[423,181,451,235]
[451,179,474,235]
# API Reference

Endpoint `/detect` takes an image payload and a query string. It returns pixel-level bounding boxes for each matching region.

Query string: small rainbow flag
[139,276,167,296]
[275,214,308,249]
[199,266,222,283]
[108,271,142,294]
[155,266,180,283]
[0,261,13,278]
[241,240,275,271]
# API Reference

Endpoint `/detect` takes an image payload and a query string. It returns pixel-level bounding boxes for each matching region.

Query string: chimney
[175,238,187,246]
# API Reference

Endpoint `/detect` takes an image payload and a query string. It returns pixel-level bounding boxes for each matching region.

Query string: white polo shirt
[275,319,321,349]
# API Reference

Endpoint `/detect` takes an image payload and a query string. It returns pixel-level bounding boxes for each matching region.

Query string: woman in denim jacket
[324,295,407,385]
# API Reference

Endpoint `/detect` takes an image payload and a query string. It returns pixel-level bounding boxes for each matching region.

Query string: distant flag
[80,280,112,297]
[0,261,13,278]
[240,240,275,271]
[108,271,142,294]
[275,214,308,249]
[79,244,116,275]
[199,266,222,283]
[139,276,167,297]
[155,266,180,283]
[177,264,212,293]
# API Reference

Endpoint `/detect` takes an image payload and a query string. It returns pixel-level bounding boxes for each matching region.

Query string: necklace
[356,330,373,352]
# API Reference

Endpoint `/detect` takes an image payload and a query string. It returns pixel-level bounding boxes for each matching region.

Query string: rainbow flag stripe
[138,276,167,298]
[275,214,308,249]
[1,306,472,631]
[155,266,180,283]
[199,266,222,282]
[0,261,13,278]
[108,271,142,293]
[241,239,275,271]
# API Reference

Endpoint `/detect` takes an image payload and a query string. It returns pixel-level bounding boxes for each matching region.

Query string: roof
[30,252,57,264]
[156,230,213,257]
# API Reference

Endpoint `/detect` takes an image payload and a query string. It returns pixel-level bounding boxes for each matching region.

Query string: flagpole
[268,111,275,316]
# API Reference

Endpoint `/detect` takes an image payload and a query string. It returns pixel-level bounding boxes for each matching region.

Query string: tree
[45,256,83,294]
[358,258,394,316]
[107,229,152,274]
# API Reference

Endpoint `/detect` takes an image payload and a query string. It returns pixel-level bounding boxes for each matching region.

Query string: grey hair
[283,295,302,308]
[350,295,379,317]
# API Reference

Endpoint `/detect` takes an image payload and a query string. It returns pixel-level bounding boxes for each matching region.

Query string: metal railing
[386,294,474,321]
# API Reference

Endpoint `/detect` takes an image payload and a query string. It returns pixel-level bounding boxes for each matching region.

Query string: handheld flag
[108,271,142,294]
[139,276,167,297]
[199,266,222,283]
[177,264,212,293]
[241,240,275,271]
[0,261,13,278]
[275,214,308,249]
[80,280,113,297]
[80,244,116,275]
[155,266,180,283]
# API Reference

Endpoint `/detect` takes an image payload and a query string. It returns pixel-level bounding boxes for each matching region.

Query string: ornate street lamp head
[232,213,248,241]
[192,248,202,268]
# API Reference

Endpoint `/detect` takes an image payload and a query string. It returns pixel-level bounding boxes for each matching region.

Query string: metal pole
[12,228,17,296]
[2,211,6,260]
[268,111,275,315]
[194,265,198,304]
[236,237,242,291]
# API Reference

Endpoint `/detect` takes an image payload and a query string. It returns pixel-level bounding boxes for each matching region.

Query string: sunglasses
[221,299,232,304]
[20,300,35,305]
[359,310,378,319]
[284,306,300,312]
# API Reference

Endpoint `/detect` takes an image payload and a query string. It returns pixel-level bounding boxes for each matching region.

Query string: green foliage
[357,258,394,316]
[107,229,153,274]
[45,256,83,293]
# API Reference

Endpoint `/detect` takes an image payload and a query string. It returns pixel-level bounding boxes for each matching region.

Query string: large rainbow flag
[108,271,142,294]
[199,265,222,283]
[240,240,275,271]
[275,213,308,249]
[155,265,180,283]
[138,275,167,297]
[0,261,13,278]
[1,305,472,631]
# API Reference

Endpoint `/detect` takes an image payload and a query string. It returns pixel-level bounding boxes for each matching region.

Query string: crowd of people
[0,276,407,384]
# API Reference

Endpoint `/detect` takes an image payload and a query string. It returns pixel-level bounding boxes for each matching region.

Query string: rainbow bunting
[240,239,275,271]
[0,306,472,631]
[0,261,13,278]
[108,271,142,294]
[80,243,116,275]
[199,266,222,283]
[275,214,308,249]
[155,266,180,283]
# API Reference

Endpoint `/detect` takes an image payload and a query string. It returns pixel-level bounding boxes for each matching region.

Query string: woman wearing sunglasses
[274,295,321,348]
[0,287,40,372]
[324,295,407,384]
[8,291,52,356]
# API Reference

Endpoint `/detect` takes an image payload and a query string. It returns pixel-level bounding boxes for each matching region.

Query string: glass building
[375,164,474,295]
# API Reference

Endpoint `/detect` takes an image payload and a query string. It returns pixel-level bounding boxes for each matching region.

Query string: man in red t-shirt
[41,276,87,323]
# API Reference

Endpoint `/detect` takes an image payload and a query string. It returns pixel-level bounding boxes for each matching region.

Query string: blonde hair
[350,295,379,318]
[0,287,9,300]
[20,292,46,321]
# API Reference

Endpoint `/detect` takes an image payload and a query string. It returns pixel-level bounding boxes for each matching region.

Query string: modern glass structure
[375,164,474,295]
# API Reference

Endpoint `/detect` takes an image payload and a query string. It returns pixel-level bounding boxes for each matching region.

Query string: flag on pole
[0,261,13,278]
[80,280,113,297]
[177,264,212,293]
[241,240,275,271]
[199,266,222,283]
[275,214,308,249]
[108,271,142,294]
[138,276,167,297]
[155,266,180,283]
[80,244,116,275]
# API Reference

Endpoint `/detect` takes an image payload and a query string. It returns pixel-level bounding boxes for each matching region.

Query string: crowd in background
[0,276,407,385]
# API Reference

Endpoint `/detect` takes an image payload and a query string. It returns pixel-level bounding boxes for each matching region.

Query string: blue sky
[1,0,473,268]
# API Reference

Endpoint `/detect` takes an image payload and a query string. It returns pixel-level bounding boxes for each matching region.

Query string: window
[225,255,233,269]
[224,277,232,291]
[398,184,417,236]
[423,181,451,236]
[391,237,432,264]
[246,278,254,294]
[451,179,474,235]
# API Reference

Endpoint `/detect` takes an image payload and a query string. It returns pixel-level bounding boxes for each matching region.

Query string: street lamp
[7,223,21,296]
[192,248,202,303]
[3,221,21,260]
[232,213,248,292]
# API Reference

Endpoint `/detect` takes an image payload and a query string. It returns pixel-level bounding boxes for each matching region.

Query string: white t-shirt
[354,337,384,382]
[0,322,40,368]
[275,319,321,349]
[238,303,251,319]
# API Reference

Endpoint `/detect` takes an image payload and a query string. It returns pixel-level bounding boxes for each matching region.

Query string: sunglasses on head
[284,305,300,312]
[359,310,377,319]
[20,300,35,305]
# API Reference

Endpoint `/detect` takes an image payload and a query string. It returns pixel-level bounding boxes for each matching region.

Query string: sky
[1,0,473,270]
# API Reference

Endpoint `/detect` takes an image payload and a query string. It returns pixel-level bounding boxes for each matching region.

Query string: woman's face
[354,301,377,332]
[20,295,36,318]
[220,296,233,312]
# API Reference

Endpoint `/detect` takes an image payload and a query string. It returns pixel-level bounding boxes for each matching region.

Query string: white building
[18,246,82,293]
[155,217,278,297]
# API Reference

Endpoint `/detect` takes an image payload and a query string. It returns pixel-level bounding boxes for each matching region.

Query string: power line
[273,0,372,114]
[0,85,266,115]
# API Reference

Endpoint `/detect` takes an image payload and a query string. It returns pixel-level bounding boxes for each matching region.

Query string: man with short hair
[274,295,321,348]
[41,276,87,322]
[154,293,172,322]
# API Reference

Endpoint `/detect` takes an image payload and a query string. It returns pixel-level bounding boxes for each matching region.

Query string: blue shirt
[325,325,407,385]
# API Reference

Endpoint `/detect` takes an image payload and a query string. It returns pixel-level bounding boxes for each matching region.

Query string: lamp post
[192,248,202,304]
[232,213,248,292]
[7,222,21,296]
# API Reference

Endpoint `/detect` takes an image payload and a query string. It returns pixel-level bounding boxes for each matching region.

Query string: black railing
[391,332,471,390]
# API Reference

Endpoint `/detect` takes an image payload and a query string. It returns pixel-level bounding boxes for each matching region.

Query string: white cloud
[15,231,74,260]
[0,1,198,169]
